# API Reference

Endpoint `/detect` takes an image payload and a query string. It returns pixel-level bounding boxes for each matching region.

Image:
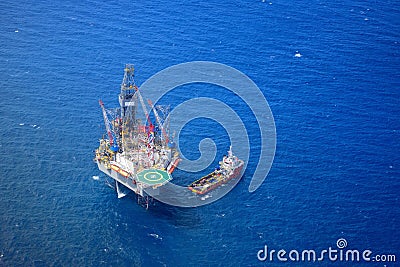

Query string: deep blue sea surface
[1,0,399,266]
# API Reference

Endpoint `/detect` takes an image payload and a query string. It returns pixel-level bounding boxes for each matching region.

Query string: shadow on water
[149,201,202,228]
[109,187,203,229]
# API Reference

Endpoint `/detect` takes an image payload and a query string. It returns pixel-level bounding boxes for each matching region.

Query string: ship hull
[96,160,160,197]
[188,162,244,195]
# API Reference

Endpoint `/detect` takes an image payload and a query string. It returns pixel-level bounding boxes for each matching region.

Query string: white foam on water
[149,233,163,240]
[116,181,128,198]
[201,194,211,200]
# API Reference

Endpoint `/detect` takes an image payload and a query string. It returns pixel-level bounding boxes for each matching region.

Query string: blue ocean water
[1,0,399,266]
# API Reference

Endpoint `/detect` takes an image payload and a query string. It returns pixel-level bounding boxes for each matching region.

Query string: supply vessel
[188,146,244,195]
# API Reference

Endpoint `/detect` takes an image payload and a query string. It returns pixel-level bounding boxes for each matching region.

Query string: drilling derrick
[119,64,138,153]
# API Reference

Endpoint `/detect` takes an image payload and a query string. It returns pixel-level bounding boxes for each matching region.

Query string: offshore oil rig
[94,64,244,208]
[94,64,180,208]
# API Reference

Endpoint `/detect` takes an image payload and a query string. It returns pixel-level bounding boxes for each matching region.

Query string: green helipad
[136,169,172,186]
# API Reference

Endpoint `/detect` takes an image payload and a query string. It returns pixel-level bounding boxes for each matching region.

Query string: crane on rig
[148,99,169,144]
[134,85,154,132]
[99,100,119,152]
